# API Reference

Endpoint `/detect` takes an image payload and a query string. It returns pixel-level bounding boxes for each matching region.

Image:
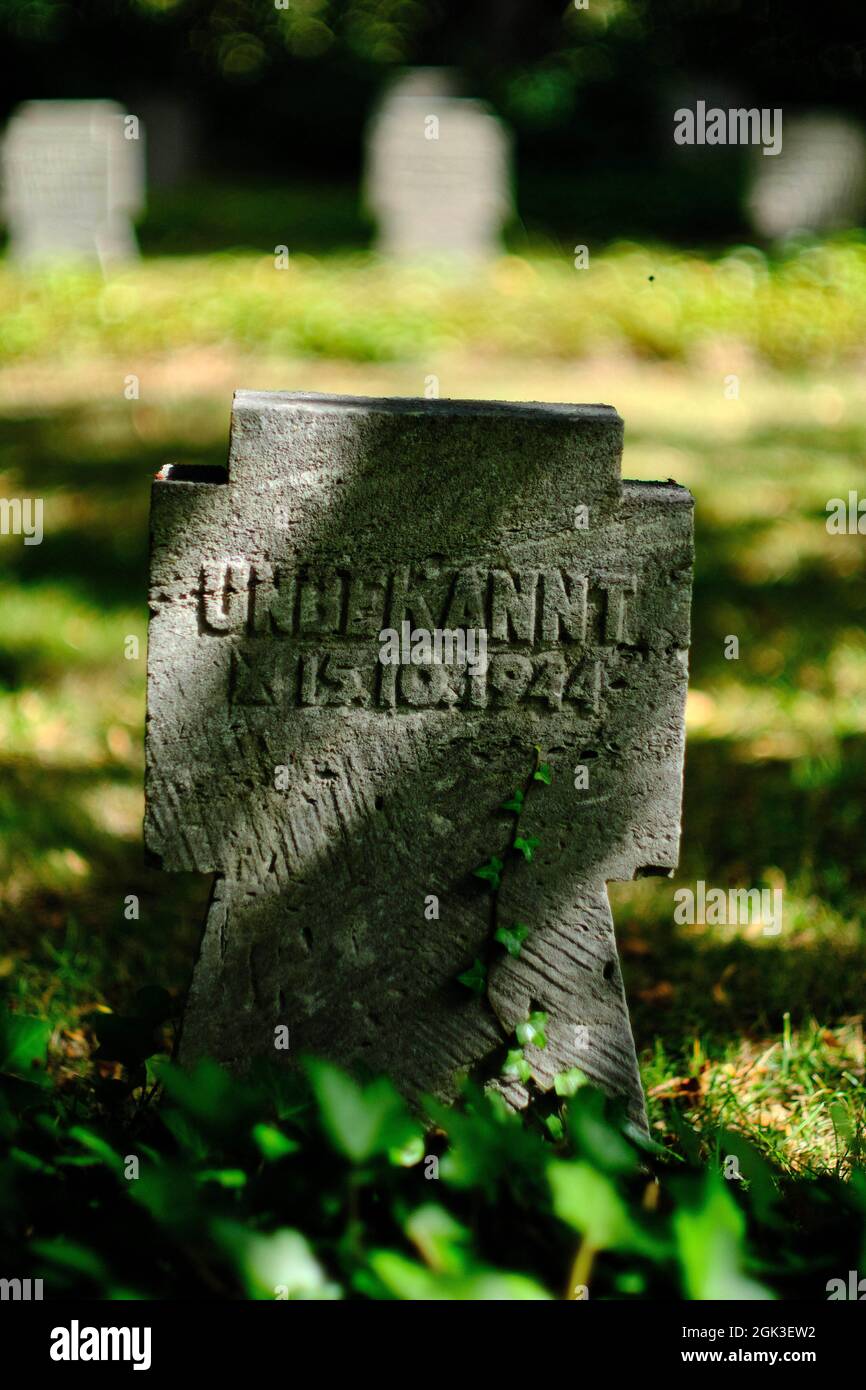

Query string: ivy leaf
[495,922,530,958]
[502,1048,532,1083]
[513,836,540,863]
[473,855,503,889]
[533,763,552,785]
[545,1114,565,1141]
[306,1059,418,1163]
[368,1249,550,1301]
[516,1011,548,1050]
[389,1134,426,1168]
[549,1160,641,1251]
[500,789,524,813]
[554,1067,589,1097]
[672,1173,774,1299]
[252,1123,299,1161]
[216,1223,342,1301]
[196,1168,248,1188]
[67,1125,124,1174]
[457,958,487,995]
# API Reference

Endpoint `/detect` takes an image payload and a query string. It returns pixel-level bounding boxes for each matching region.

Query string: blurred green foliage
[3,0,866,250]
[3,1011,865,1300]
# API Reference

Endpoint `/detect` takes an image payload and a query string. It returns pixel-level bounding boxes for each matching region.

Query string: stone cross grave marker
[1,100,144,267]
[145,393,693,1124]
[365,69,511,259]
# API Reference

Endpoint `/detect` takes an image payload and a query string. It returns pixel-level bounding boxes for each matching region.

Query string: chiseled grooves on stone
[145,392,694,1126]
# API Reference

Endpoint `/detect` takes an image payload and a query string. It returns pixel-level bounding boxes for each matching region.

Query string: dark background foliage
[2,0,866,242]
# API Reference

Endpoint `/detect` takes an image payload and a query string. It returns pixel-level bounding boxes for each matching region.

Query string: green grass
[0,242,864,1186]
[3,235,866,369]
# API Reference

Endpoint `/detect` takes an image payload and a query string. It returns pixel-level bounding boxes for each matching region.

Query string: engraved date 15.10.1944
[196,559,640,712]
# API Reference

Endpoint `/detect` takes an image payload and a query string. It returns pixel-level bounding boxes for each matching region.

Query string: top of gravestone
[224,392,625,508]
[385,67,462,99]
[6,99,127,124]
[230,391,620,423]
[208,391,632,555]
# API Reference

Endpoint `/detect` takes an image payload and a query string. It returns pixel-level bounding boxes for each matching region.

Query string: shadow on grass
[619,736,866,1069]
[0,407,228,610]
[0,758,208,1016]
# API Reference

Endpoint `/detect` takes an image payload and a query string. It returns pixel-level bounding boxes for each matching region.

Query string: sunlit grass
[2,237,866,368]
[614,870,866,1174]
[645,1019,866,1177]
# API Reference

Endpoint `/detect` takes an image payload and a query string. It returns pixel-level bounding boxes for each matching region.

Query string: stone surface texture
[145,392,694,1123]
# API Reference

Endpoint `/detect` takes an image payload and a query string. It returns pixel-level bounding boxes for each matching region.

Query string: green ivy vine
[457,745,554,1090]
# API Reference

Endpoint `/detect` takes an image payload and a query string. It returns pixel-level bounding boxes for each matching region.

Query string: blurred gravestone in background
[1,100,145,268]
[748,112,866,239]
[364,68,512,259]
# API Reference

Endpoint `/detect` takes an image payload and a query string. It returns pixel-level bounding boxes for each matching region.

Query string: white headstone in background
[365,68,512,259]
[748,112,866,239]
[1,100,145,268]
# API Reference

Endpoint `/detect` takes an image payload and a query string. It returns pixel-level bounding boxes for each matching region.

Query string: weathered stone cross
[145,393,693,1124]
